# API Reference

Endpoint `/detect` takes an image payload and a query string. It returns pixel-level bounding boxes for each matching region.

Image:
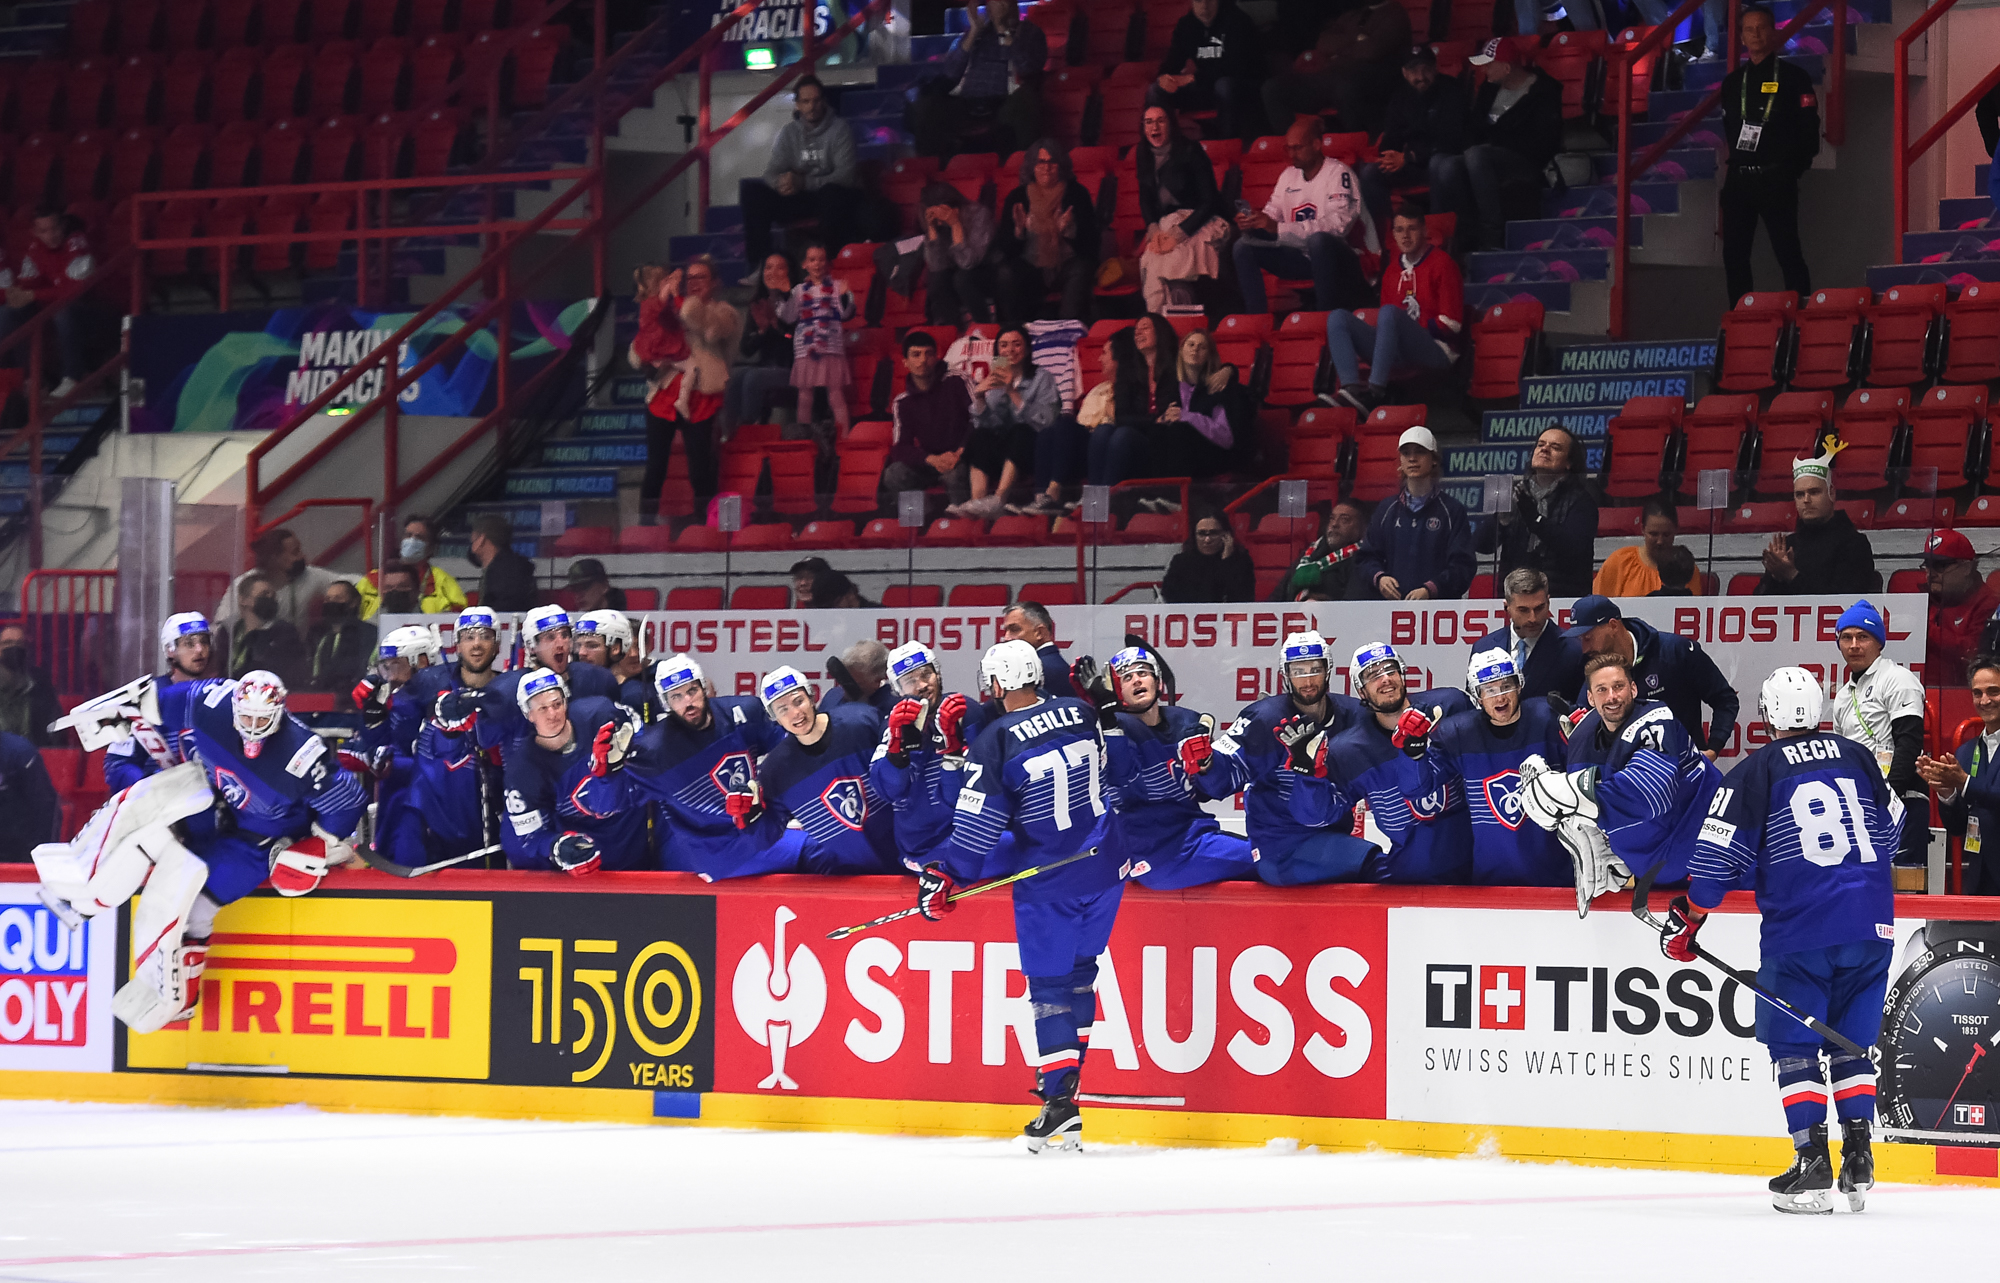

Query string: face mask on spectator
[250,596,279,622]
[400,537,428,561]
[323,600,354,622]
[0,646,24,672]
[382,589,419,613]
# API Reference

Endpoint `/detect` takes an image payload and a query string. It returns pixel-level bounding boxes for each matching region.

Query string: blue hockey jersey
[869,704,971,871]
[386,662,491,856]
[172,678,367,843]
[1689,731,1900,958]
[1198,692,1365,861]
[1293,703,1473,884]
[758,704,902,874]
[946,695,1120,902]
[478,662,625,755]
[1421,700,1571,886]
[612,696,792,879]
[1102,703,1233,867]
[1566,700,1724,883]
[499,695,651,871]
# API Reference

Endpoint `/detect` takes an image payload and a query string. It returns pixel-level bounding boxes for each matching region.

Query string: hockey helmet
[575,610,634,649]
[379,624,443,668]
[1760,666,1824,733]
[454,605,499,639]
[654,654,705,700]
[159,611,212,656]
[1279,630,1330,691]
[1467,649,1521,699]
[522,604,572,643]
[887,641,940,695]
[232,670,288,756]
[1351,641,1402,687]
[1107,645,1158,678]
[759,666,813,712]
[516,667,568,717]
[980,640,1042,695]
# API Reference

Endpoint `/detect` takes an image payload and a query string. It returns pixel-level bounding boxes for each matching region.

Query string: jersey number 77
[1025,743,1106,831]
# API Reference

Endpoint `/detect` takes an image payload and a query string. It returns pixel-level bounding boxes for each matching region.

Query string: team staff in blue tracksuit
[1350,426,1476,602]
[1565,594,1739,756]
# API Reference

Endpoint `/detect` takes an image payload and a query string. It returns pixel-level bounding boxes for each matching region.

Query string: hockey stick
[355,843,502,879]
[1628,863,1870,1060]
[826,847,1099,941]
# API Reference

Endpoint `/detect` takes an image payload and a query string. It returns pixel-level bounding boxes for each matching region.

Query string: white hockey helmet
[232,670,288,756]
[522,603,572,643]
[759,665,812,711]
[516,667,569,717]
[454,605,499,637]
[654,653,705,700]
[1279,630,1329,689]
[1351,641,1402,686]
[379,624,443,668]
[1108,645,1158,678]
[159,611,212,656]
[887,641,939,694]
[1760,666,1824,733]
[1467,649,1521,698]
[981,639,1042,694]
[575,610,634,649]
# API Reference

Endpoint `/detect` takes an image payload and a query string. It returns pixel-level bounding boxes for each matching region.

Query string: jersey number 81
[1791,779,1881,869]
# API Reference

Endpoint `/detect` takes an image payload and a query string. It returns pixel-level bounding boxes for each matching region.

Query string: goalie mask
[1279,631,1330,698]
[1760,666,1824,733]
[981,640,1042,695]
[231,671,288,757]
[888,642,941,699]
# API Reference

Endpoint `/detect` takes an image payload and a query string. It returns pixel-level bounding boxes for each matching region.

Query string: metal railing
[1607,0,1844,338]
[19,569,116,699]
[1893,0,2000,248]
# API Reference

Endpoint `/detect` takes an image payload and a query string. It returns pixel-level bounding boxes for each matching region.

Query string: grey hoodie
[765,111,858,191]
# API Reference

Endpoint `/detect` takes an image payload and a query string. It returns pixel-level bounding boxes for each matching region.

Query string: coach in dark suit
[1920,655,2000,895]
[1466,567,1585,704]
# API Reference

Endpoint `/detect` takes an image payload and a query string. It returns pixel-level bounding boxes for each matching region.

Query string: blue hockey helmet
[1108,645,1157,677]
[516,667,568,717]
[1466,649,1521,699]
[1351,641,1402,686]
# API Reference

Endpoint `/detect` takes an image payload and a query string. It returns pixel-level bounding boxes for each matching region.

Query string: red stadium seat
[16,61,66,132]
[312,0,357,43]
[211,47,260,124]
[408,107,463,176]
[986,514,1050,546]
[1538,29,1607,121]
[358,0,406,41]
[1603,426,1672,499]
[59,129,110,203]
[258,118,309,185]
[552,525,614,556]
[1267,310,1329,408]
[794,520,856,549]
[1831,387,1908,493]
[509,25,570,109]
[261,46,311,120]
[209,120,260,187]
[830,448,889,516]
[309,41,360,116]
[921,516,982,547]
[882,584,944,607]
[262,0,308,46]
[1727,573,1761,595]
[409,0,453,36]
[857,517,906,547]
[1348,433,1403,501]
[112,53,162,128]
[1751,391,1834,495]
[731,585,792,610]
[106,128,158,201]
[1714,291,1795,393]
[948,584,1011,606]
[1789,287,1870,391]
[211,0,260,49]
[66,57,114,130]
[673,523,727,552]
[1294,404,1357,439]
[302,192,353,271]
[1360,403,1426,436]
[1021,582,1080,606]
[69,0,113,56]
[251,194,305,271]
[1866,283,1946,388]
[1943,281,2000,387]
[1909,384,1988,491]
[359,38,411,114]
[458,0,504,35]
[1597,506,1641,537]
[1468,301,1544,400]
[161,50,213,126]
[768,449,817,518]
[731,523,796,552]
[615,525,674,554]
[409,33,462,103]
[1877,498,1953,531]
[308,115,360,185]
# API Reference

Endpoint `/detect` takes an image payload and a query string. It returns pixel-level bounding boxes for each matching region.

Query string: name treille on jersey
[1007,704,1085,743]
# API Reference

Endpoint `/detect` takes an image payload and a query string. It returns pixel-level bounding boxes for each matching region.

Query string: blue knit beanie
[1835,600,1886,647]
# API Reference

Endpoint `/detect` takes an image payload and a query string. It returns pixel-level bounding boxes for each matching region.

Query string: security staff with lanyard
[1719,5,1819,304]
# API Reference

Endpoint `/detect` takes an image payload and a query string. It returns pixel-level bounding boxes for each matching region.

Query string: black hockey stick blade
[1630,861,1665,925]
[355,843,500,879]
[825,656,863,702]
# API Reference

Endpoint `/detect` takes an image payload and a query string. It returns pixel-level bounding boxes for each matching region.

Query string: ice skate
[1769,1125,1835,1215]
[1838,1119,1874,1212]
[1024,1089,1081,1154]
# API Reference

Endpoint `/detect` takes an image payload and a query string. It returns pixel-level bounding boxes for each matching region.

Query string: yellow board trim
[3,1071,1993,1189]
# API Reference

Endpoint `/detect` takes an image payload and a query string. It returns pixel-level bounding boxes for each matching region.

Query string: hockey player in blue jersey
[386,607,505,865]
[610,654,807,880]
[341,622,441,794]
[158,611,214,682]
[871,642,975,873]
[923,639,1122,1153]
[454,605,626,758]
[1420,651,1570,887]
[575,611,658,719]
[1521,652,1725,910]
[1290,642,1474,884]
[37,669,367,1032]
[1081,646,1256,888]
[754,666,903,874]
[1668,666,1901,1215]
[1189,631,1376,883]
[499,669,651,873]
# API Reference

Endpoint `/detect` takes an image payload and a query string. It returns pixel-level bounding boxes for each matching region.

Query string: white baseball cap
[1397,426,1439,455]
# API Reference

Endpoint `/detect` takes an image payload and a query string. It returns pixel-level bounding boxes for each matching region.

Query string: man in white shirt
[1231,118,1374,315]
[1831,599,1930,867]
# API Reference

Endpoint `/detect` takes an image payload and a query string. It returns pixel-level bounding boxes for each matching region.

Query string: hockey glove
[1274,715,1320,773]
[1392,706,1438,759]
[1660,895,1708,962]
[336,743,394,780]
[887,699,926,767]
[917,862,957,921]
[1071,656,1121,728]
[725,780,765,830]
[268,836,332,897]
[352,675,392,726]
[588,713,637,778]
[550,831,602,877]
[433,687,486,733]
[1547,694,1588,743]
[936,692,970,755]
[1177,731,1213,777]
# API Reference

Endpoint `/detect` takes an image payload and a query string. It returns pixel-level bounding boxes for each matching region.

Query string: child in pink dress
[777,243,856,437]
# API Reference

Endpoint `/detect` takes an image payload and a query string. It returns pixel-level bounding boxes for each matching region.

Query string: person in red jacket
[1,209,97,394]
[1322,205,1463,413]
[1924,529,2000,686]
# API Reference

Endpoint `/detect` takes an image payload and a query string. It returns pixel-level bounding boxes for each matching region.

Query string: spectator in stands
[1155,328,1247,480]
[735,254,796,432]
[0,730,59,861]
[467,513,537,611]
[737,76,859,273]
[952,326,1060,519]
[632,257,740,525]
[822,639,898,717]
[0,623,58,747]
[227,572,309,688]
[217,527,344,635]
[777,241,856,443]
[1082,317,1179,489]
[1358,46,1469,235]
[1564,594,1739,758]
[1325,205,1463,414]
[790,558,833,607]
[1231,118,1373,317]
[0,208,97,396]
[1757,450,1877,596]
[1594,496,1678,598]
[568,559,629,613]
[1163,510,1256,603]
[1135,103,1231,313]
[1149,0,1263,140]
[1478,423,1598,598]
[371,558,422,618]
[807,568,872,609]
[919,182,996,327]
[1650,545,1698,597]
[1468,568,1586,702]
[1919,656,2000,895]
[1922,530,2000,685]
[879,330,972,508]
[1353,427,1477,601]
[358,516,465,620]
[994,139,1098,329]
[1261,0,1411,137]
[307,579,377,694]
[1274,500,1367,601]
[1718,5,1819,302]
[1519,0,1603,37]
[1432,38,1564,253]
[909,0,1047,160]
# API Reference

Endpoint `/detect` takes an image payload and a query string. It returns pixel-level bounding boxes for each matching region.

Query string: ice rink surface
[3,1100,1996,1282]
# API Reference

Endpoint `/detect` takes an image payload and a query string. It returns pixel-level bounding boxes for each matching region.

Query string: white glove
[1520,761,1601,830]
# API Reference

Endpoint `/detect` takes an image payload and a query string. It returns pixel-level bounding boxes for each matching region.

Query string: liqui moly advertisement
[0,883,115,1073]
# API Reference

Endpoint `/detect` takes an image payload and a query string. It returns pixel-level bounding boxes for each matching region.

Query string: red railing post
[1612,45,1632,340]
[1728,0,1740,68]
[590,0,608,300]
[355,186,369,308]
[26,328,42,569]
[1892,0,2000,248]
[129,200,144,317]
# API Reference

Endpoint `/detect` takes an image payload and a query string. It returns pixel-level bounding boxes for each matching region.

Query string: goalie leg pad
[111,831,212,1034]
[1553,815,1630,917]
[32,761,215,914]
